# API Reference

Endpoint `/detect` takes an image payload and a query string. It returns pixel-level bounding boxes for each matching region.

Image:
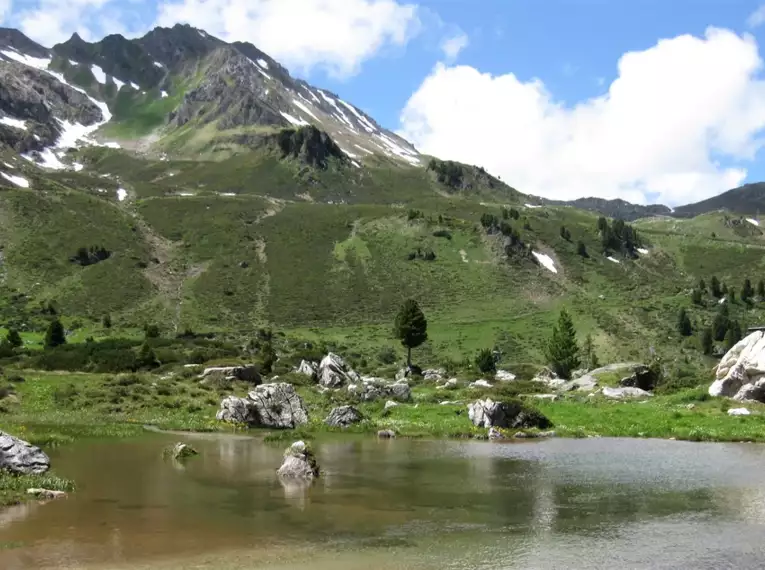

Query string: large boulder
[733,378,765,402]
[277,441,320,479]
[395,365,422,381]
[618,365,657,391]
[348,377,411,402]
[217,383,309,428]
[325,405,363,427]
[202,364,261,384]
[467,399,552,430]
[710,332,765,399]
[318,353,360,388]
[0,431,50,475]
[495,370,516,382]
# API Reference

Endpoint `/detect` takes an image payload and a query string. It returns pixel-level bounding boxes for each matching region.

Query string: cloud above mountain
[399,27,765,206]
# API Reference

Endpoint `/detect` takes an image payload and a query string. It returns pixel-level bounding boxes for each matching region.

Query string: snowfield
[1,172,29,188]
[532,251,558,274]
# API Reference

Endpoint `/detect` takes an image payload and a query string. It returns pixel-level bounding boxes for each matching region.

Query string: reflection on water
[1,436,765,568]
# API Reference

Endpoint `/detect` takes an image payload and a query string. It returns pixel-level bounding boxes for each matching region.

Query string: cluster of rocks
[710,331,765,404]
[217,383,309,428]
[200,364,261,386]
[468,399,553,430]
[531,363,656,400]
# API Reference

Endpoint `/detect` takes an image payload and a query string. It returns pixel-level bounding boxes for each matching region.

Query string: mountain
[545,197,673,222]
[0,24,765,374]
[672,183,765,218]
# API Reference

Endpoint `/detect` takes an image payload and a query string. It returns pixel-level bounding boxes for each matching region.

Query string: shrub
[475,348,496,374]
[432,230,452,240]
[377,346,397,365]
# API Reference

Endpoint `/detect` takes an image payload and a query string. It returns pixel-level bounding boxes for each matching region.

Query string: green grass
[0,471,75,507]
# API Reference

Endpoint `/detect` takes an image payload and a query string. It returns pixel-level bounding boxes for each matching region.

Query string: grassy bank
[0,472,75,507]
[1,370,764,450]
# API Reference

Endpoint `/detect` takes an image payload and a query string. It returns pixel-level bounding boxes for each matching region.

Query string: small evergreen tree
[475,348,496,374]
[102,314,112,329]
[691,289,703,306]
[698,278,707,293]
[544,309,581,379]
[742,279,754,303]
[577,241,588,257]
[701,327,714,355]
[560,226,571,241]
[582,333,599,370]
[394,299,428,367]
[728,289,736,304]
[44,319,66,348]
[5,328,22,349]
[144,324,160,339]
[137,341,159,369]
[725,321,743,351]
[677,308,692,336]
[711,276,722,298]
[758,279,765,299]
[713,303,730,342]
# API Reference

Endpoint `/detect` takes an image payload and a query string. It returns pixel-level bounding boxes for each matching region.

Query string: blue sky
[5,0,765,205]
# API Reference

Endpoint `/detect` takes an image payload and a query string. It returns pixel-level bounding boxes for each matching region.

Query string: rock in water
[0,431,50,475]
[217,383,309,428]
[711,331,765,398]
[468,399,552,430]
[26,488,67,500]
[377,429,396,439]
[277,441,320,479]
[318,353,360,388]
[169,442,198,460]
[324,406,363,427]
[248,383,309,428]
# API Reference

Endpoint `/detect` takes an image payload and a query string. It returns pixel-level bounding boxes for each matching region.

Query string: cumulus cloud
[399,27,765,206]
[154,0,421,78]
[748,4,765,28]
[440,31,468,60]
[17,0,114,45]
[0,0,12,23]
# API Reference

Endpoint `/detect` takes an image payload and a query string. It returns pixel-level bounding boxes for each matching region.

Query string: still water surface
[2,434,765,569]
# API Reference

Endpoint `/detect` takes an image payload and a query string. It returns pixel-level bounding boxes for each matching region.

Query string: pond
[2,434,765,569]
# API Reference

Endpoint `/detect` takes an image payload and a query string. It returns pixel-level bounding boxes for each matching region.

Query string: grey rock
[601,386,653,400]
[733,380,765,403]
[467,399,552,430]
[558,375,599,392]
[0,431,50,475]
[495,370,516,382]
[618,365,657,391]
[488,427,503,440]
[389,380,412,402]
[384,400,399,410]
[324,405,363,427]
[439,400,463,405]
[571,369,589,380]
[26,488,66,500]
[531,394,560,402]
[169,442,198,460]
[469,379,493,389]
[216,396,257,424]
[423,368,446,382]
[728,407,751,416]
[377,429,396,439]
[318,352,359,388]
[248,383,309,428]
[438,378,458,390]
[277,441,319,479]
[296,360,318,379]
[202,364,260,384]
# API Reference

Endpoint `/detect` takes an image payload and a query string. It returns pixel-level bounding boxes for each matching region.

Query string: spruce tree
[394,299,428,367]
[677,308,692,337]
[582,333,599,370]
[691,289,703,306]
[544,309,581,379]
[138,341,159,369]
[701,328,714,355]
[758,279,765,299]
[713,303,731,342]
[725,321,743,351]
[698,278,707,293]
[102,314,112,329]
[5,329,22,349]
[710,276,722,298]
[44,319,66,349]
[742,279,754,303]
[577,241,588,257]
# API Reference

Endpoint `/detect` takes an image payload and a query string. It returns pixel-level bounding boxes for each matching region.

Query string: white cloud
[748,4,765,28]
[399,27,765,206]
[17,0,113,45]
[154,0,421,78]
[440,31,468,61]
[0,0,12,23]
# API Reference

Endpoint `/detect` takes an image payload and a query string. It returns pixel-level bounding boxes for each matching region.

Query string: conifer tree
[544,309,581,379]
[677,308,692,336]
[394,299,428,367]
[44,319,66,348]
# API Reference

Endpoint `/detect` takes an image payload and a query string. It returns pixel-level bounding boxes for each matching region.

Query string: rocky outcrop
[324,405,363,427]
[201,364,261,384]
[216,383,308,428]
[495,370,516,382]
[347,377,411,402]
[601,387,653,400]
[423,369,445,382]
[710,332,765,400]
[318,352,359,388]
[618,365,657,391]
[733,380,765,402]
[0,431,50,475]
[277,441,319,479]
[467,399,552,430]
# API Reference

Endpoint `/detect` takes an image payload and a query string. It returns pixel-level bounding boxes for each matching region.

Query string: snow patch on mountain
[0,116,27,130]
[607,256,621,264]
[293,99,319,122]
[153,61,163,68]
[280,111,309,127]
[91,64,107,83]
[338,99,376,133]
[1,172,29,188]
[747,218,760,227]
[161,90,168,98]
[532,252,558,274]
[256,58,269,69]
[130,82,139,90]
[112,76,125,90]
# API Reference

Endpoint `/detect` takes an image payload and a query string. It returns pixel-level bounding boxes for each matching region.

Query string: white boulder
[296,360,318,379]
[318,353,360,388]
[495,370,516,382]
[728,407,751,416]
[601,387,653,400]
[710,331,765,399]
